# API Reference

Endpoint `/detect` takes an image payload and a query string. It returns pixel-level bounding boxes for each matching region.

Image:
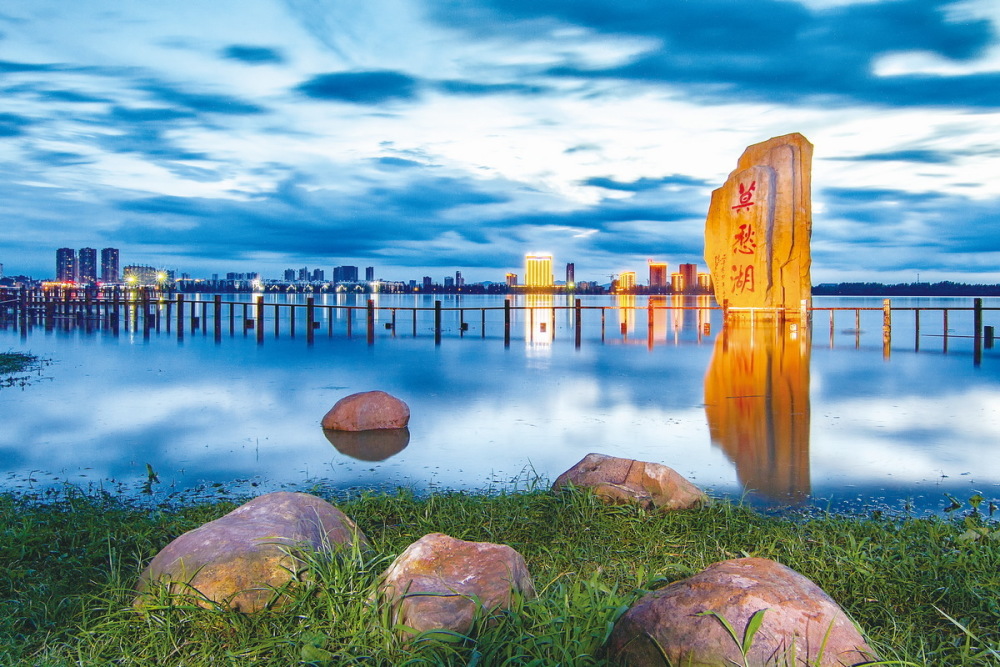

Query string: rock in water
[377,532,535,637]
[136,491,368,612]
[552,452,706,511]
[605,557,878,666]
[321,390,410,431]
[705,133,813,313]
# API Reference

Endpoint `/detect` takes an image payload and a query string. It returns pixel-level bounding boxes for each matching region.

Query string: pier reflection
[704,319,811,504]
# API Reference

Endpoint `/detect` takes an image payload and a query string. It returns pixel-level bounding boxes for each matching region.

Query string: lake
[1,293,997,515]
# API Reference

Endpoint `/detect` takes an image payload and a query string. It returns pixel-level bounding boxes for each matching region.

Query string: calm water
[1,294,997,515]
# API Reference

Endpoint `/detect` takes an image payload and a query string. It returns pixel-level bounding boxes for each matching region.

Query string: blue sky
[2,0,999,284]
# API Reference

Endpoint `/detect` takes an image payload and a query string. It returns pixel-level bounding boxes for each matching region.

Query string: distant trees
[812,282,1000,296]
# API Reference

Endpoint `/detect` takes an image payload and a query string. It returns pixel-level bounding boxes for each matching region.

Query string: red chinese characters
[731,264,755,294]
[731,180,756,210]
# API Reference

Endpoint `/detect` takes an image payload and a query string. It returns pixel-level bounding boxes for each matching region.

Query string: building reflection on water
[704,318,811,504]
[524,294,554,346]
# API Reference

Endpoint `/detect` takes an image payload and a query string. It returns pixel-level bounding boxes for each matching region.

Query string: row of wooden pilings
[0,289,996,357]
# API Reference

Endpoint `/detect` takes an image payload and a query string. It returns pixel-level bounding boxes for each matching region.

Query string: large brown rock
[552,453,706,511]
[705,133,813,313]
[136,491,368,612]
[605,557,878,666]
[377,533,536,637]
[321,390,410,431]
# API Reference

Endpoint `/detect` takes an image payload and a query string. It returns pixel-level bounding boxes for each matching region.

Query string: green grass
[1,485,999,665]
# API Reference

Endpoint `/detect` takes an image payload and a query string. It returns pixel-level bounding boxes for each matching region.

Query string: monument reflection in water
[704,319,811,505]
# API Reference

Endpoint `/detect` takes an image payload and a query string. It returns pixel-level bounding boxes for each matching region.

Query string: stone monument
[704,133,813,314]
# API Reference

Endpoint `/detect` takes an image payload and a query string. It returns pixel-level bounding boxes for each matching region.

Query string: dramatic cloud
[0,0,998,283]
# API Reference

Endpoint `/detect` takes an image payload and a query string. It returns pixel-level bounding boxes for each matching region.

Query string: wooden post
[503,300,510,348]
[914,309,920,351]
[481,308,486,339]
[289,303,295,337]
[434,300,442,345]
[214,295,222,341]
[327,305,333,337]
[882,299,891,358]
[175,294,184,339]
[647,300,654,347]
[392,308,397,336]
[974,298,983,367]
[307,297,316,344]
[575,298,582,348]
[229,302,235,334]
[275,304,281,338]
[190,300,197,334]
[984,325,995,349]
[412,307,417,337]
[346,306,352,338]
[601,307,606,342]
[943,309,949,354]
[367,299,376,345]
[459,308,465,337]
[257,296,265,344]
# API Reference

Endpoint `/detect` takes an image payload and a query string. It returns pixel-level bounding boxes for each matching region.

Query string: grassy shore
[2,486,999,666]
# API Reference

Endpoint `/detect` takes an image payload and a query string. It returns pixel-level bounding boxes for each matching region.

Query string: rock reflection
[704,320,811,504]
[323,428,410,462]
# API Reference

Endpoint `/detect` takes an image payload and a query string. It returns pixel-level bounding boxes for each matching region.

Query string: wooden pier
[0,288,996,360]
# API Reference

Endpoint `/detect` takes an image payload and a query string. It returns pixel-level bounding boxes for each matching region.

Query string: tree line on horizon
[812,281,1000,296]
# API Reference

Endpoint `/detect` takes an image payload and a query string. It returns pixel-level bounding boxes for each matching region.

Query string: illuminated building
[506,273,518,287]
[565,262,575,288]
[671,272,685,293]
[56,248,76,282]
[101,248,120,283]
[77,247,97,284]
[334,265,359,283]
[365,266,375,281]
[648,261,668,291]
[123,265,163,286]
[525,253,553,287]
[456,271,464,287]
[680,263,698,294]
[698,272,713,292]
[618,271,636,292]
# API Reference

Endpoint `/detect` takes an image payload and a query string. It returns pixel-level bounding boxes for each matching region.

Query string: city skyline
[2,1,999,284]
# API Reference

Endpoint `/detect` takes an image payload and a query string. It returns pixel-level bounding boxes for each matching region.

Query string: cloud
[584,175,710,191]
[0,112,33,136]
[435,0,999,108]
[220,44,286,64]
[296,70,419,104]
[827,149,956,164]
[139,81,265,115]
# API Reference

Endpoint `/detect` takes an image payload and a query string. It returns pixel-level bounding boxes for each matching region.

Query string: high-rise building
[671,272,685,293]
[123,265,160,286]
[78,248,97,284]
[698,273,713,292]
[455,271,464,287]
[525,253,553,287]
[365,266,375,281]
[648,261,668,291]
[284,269,295,281]
[334,265,359,283]
[297,267,309,281]
[680,263,698,294]
[505,272,518,287]
[422,276,433,290]
[618,271,636,292]
[101,248,120,283]
[312,268,325,281]
[565,263,575,287]
[56,248,76,282]
[444,276,455,288]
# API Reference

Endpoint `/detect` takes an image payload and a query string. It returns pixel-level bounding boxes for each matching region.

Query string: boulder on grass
[552,452,706,511]
[321,390,410,431]
[604,557,878,666]
[377,532,535,637]
[136,491,368,612]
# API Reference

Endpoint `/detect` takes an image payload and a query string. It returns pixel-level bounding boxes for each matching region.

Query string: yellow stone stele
[704,133,813,313]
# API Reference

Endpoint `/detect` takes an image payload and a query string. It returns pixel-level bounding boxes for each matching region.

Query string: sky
[2,0,999,285]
